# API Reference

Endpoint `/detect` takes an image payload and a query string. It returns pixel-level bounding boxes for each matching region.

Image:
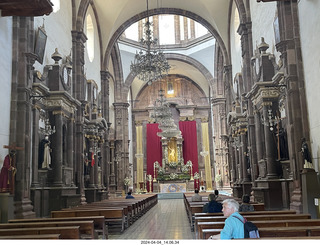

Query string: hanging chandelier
[151,89,181,138]
[130,0,170,86]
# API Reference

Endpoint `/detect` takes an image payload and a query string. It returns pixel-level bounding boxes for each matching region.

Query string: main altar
[151,135,197,192]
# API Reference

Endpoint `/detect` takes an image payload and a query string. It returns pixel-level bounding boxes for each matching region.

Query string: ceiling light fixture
[130,0,170,85]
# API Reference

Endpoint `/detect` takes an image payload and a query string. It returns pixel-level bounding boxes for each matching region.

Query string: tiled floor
[109,199,195,240]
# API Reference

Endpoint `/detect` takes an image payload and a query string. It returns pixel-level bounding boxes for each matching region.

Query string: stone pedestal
[252,179,282,210]
[0,193,14,223]
[301,169,320,218]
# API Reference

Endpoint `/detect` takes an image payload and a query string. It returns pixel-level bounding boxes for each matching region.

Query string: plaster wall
[250,1,280,63]
[84,5,102,91]
[0,17,12,166]
[298,0,320,173]
[33,0,72,72]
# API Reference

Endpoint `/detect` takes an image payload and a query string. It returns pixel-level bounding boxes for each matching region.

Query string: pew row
[202,225,320,239]
[0,220,95,239]
[198,218,320,239]
[51,208,125,233]
[0,226,80,239]
[9,216,107,239]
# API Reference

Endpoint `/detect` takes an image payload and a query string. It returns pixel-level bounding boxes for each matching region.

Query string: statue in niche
[301,138,313,169]
[278,128,289,160]
[168,146,176,162]
[38,135,52,169]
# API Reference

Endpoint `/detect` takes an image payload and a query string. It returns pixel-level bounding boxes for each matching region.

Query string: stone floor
[109,198,195,240]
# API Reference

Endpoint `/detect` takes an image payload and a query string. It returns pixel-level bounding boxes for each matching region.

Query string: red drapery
[146,123,162,191]
[179,121,199,189]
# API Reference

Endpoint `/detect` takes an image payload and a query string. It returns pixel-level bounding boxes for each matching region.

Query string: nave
[110,199,195,240]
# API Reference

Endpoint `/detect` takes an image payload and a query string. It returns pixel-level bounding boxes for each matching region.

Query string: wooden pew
[0,226,80,239]
[9,216,107,239]
[63,205,131,229]
[184,193,264,230]
[0,220,95,239]
[194,210,297,235]
[0,234,61,239]
[51,208,126,233]
[202,225,320,239]
[197,218,320,239]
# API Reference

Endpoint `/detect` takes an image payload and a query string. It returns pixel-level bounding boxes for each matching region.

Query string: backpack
[233,216,260,239]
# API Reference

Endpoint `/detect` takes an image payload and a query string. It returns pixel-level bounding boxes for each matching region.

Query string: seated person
[202,193,222,213]
[239,194,254,212]
[125,190,135,199]
[214,189,222,202]
[191,189,202,202]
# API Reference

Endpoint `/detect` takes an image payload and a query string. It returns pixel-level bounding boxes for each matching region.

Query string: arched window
[85,14,95,62]
[234,9,241,48]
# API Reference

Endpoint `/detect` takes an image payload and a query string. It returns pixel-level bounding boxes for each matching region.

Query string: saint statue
[39,135,52,169]
[301,138,313,169]
[0,151,16,193]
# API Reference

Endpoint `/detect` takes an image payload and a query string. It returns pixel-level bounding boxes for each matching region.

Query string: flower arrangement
[168,161,177,168]
[157,167,165,175]
[181,164,189,173]
[215,174,222,183]
[169,173,178,180]
[193,172,200,180]
[124,177,130,186]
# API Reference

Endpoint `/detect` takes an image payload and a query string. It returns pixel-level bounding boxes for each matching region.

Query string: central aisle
[110,198,195,240]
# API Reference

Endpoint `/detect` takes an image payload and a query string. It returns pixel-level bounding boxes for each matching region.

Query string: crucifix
[3,143,24,195]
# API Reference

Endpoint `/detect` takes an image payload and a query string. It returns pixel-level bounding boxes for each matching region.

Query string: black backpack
[233,216,260,238]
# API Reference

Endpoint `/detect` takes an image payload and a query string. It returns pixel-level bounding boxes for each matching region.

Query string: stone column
[262,105,277,179]
[241,131,250,182]
[52,113,63,186]
[113,102,130,192]
[109,140,116,192]
[11,17,36,218]
[71,29,87,203]
[67,118,74,185]
[254,109,264,178]
[31,102,40,187]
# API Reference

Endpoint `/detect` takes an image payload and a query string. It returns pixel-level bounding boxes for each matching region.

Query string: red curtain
[179,121,199,188]
[146,123,162,191]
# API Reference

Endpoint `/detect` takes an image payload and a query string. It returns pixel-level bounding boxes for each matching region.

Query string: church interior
[1,0,320,240]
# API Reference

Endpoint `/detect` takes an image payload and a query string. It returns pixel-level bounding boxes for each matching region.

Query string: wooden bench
[194,210,297,235]
[197,218,320,239]
[0,220,95,239]
[202,225,320,239]
[0,226,80,239]
[51,208,125,233]
[0,234,61,239]
[9,215,107,239]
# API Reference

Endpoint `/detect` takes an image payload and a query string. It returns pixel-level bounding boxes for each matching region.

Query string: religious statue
[84,153,89,176]
[38,135,52,169]
[168,146,175,162]
[301,138,313,169]
[0,151,16,193]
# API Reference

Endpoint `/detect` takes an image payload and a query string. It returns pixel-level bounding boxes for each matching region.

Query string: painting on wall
[34,26,47,64]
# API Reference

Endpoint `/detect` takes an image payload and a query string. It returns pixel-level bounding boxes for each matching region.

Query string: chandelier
[130,0,170,85]
[151,89,181,138]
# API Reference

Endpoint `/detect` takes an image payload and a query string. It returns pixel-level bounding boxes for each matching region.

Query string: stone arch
[103,8,230,71]
[75,0,104,67]
[122,53,215,102]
